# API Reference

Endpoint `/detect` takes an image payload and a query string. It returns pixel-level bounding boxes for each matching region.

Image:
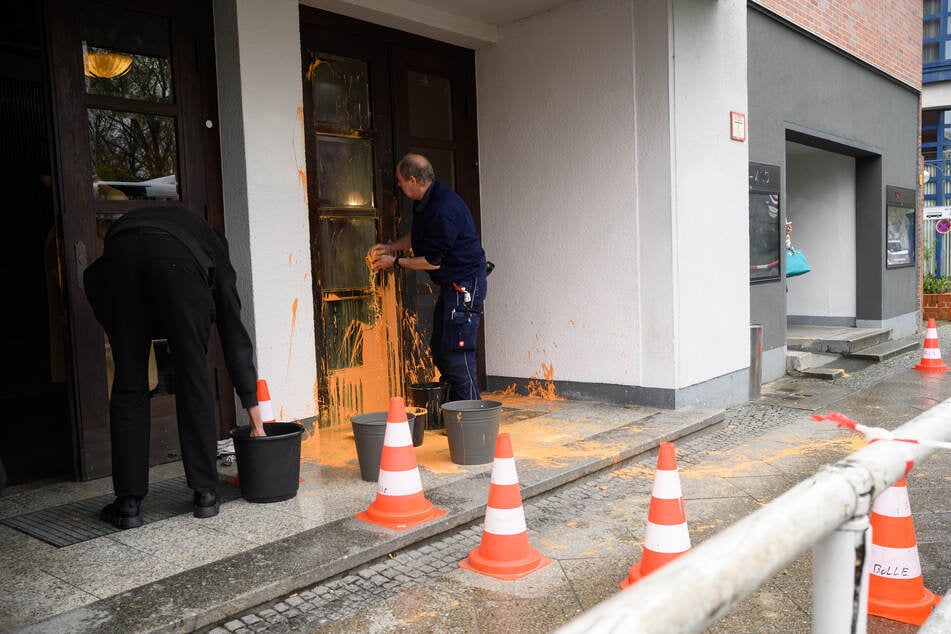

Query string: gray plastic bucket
[231,422,304,503]
[442,400,502,465]
[407,382,451,429]
[351,411,416,482]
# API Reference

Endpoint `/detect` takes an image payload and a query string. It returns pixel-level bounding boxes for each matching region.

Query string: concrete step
[786,350,839,372]
[785,326,915,381]
[846,335,922,362]
[787,325,892,355]
[800,366,846,380]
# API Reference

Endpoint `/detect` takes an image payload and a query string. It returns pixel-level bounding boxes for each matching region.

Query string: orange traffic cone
[460,433,550,580]
[915,318,948,373]
[228,378,278,488]
[257,379,276,422]
[867,477,940,625]
[621,442,691,588]
[355,397,446,530]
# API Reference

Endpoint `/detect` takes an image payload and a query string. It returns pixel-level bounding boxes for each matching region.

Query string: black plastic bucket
[351,411,416,481]
[231,422,304,503]
[406,406,427,447]
[407,382,451,429]
[442,400,502,465]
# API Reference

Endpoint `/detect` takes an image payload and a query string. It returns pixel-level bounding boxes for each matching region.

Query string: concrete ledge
[23,408,724,633]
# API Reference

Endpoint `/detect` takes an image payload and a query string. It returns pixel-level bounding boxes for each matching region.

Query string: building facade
[748,2,921,383]
[0,0,921,484]
[922,0,951,275]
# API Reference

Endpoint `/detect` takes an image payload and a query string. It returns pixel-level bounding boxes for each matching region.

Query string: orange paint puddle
[414,432,463,474]
[299,423,357,467]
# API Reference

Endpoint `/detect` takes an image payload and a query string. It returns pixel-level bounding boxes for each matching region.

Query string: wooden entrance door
[300,8,480,427]
[46,0,229,480]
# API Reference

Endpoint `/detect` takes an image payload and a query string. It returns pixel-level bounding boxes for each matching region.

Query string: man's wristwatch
[393,256,401,269]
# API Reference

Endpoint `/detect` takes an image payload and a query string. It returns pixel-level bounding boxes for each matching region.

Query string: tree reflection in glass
[88,109,179,200]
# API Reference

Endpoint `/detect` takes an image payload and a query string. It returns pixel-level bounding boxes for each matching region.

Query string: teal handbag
[786,247,810,277]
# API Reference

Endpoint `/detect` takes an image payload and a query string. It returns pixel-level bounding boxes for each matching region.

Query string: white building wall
[477,0,749,396]
[477,0,641,387]
[214,0,318,421]
[786,144,857,320]
[668,0,749,388]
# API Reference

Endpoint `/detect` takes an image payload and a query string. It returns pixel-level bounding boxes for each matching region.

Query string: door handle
[75,240,87,288]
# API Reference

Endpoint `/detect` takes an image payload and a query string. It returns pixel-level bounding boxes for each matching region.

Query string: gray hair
[397,153,435,184]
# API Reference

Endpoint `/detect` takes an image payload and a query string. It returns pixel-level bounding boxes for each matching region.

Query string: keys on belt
[452,282,471,303]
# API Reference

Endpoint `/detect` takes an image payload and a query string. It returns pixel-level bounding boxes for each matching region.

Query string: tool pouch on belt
[450,308,479,351]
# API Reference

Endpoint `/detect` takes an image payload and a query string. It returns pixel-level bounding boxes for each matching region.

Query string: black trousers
[100,229,217,498]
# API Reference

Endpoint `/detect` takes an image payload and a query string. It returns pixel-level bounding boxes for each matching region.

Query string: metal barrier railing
[555,399,951,634]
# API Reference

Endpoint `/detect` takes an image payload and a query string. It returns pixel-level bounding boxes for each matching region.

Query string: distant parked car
[886,239,910,266]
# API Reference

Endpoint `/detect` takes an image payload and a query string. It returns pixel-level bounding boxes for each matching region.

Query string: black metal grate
[0,476,242,547]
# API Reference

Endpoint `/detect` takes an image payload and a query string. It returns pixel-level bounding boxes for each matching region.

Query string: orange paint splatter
[526,362,562,400]
[321,274,406,427]
[496,383,518,396]
[304,58,322,81]
[284,298,299,401]
[294,105,308,205]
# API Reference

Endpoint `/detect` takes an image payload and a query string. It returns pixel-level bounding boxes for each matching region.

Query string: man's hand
[368,243,393,258]
[247,404,266,437]
[369,253,397,272]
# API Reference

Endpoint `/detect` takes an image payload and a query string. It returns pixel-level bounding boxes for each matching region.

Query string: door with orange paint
[300,9,481,427]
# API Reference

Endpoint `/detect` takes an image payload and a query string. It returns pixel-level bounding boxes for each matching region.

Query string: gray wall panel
[748,8,919,362]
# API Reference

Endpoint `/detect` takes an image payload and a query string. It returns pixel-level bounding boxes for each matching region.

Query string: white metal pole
[812,516,870,633]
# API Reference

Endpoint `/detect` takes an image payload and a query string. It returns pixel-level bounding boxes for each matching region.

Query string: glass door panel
[407,71,452,140]
[316,137,374,208]
[309,53,370,129]
[89,109,179,201]
[318,216,377,291]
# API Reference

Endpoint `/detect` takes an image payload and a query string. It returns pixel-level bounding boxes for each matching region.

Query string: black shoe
[100,496,143,529]
[193,491,219,518]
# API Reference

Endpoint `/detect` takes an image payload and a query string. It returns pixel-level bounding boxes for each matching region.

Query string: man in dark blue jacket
[84,206,265,529]
[370,153,487,401]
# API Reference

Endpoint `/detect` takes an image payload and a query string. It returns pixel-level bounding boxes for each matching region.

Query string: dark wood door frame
[299,7,485,398]
[45,0,231,480]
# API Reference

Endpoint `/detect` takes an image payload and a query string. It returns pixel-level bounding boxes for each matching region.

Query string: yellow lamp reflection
[83,49,133,79]
[345,192,365,206]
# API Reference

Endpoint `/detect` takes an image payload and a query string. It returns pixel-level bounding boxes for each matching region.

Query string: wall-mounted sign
[937,219,951,234]
[924,206,951,220]
[730,111,746,142]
